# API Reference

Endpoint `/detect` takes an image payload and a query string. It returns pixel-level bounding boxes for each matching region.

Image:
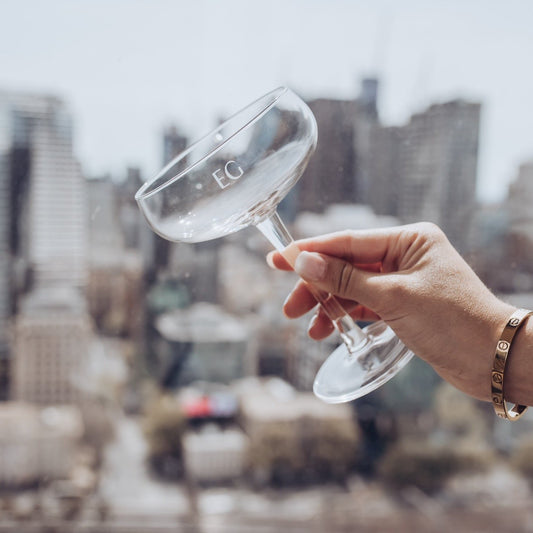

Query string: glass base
[313,321,414,403]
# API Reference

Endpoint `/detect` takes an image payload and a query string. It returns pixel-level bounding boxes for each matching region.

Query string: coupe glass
[135,87,414,403]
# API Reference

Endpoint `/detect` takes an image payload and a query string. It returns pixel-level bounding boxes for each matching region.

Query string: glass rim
[135,86,289,201]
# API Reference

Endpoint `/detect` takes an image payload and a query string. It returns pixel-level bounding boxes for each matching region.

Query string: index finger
[267,227,403,269]
[295,228,400,263]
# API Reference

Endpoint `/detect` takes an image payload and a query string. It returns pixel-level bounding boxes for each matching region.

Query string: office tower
[160,125,220,302]
[397,100,481,251]
[0,90,91,404]
[27,114,87,288]
[365,125,403,217]
[12,288,90,404]
[163,125,188,165]
[505,161,533,283]
[0,91,87,290]
[297,78,380,214]
[146,127,189,276]
[507,161,533,225]
[0,130,10,398]
[368,99,481,252]
[297,98,358,213]
[87,175,141,336]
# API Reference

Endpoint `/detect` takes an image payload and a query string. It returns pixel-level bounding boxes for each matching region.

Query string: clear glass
[135,87,414,403]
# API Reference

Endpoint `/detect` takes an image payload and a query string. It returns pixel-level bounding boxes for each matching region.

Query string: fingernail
[308,313,319,333]
[266,251,276,269]
[294,251,326,281]
[282,291,292,309]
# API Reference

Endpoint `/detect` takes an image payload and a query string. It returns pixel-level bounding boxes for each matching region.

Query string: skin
[267,222,533,405]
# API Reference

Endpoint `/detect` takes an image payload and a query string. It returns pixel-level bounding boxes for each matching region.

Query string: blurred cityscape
[1,79,533,532]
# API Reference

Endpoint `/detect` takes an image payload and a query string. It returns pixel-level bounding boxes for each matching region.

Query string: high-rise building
[399,100,480,251]
[86,175,145,337]
[366,125,403,217]
[297,98,358,213]
[163,125,188,166]
[503,160,533,288]
[507,161,533,226]
[12,288,91,405]
[0,123,10,398]
[296,78,380,214]
[0,90,87,290]
[0,90,90,403]
[369,99,481,252]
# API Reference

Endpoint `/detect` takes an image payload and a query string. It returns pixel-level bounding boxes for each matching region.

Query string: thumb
[293,251,385,309]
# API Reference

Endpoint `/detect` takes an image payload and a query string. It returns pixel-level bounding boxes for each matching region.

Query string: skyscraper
[162,125,188,166]
[12,288,90,405]
[398,100,480,251]
[1,91,87,290]
[297,97,358,213]
[0,103,11,399]
[0,90,91,403]
[296,78,380,214]
[368,99,481,252]
[507,161,533,227]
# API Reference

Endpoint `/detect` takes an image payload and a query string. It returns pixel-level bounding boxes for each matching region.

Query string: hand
[267,222,515,402]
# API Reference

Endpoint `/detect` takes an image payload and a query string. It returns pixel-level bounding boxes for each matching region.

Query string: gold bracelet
[491,308,533,421]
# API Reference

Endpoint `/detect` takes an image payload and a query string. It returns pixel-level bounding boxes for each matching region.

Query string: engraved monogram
[212,160,244,189]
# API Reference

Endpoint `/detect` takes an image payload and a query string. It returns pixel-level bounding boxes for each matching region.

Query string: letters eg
[212,161,244,189]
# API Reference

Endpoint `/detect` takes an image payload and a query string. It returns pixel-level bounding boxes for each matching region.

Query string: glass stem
[257,211,369,353]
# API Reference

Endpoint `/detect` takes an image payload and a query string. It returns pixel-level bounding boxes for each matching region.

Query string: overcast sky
[1,0,532,202]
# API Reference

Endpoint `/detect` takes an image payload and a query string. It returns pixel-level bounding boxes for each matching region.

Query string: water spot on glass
[214,132,223,142]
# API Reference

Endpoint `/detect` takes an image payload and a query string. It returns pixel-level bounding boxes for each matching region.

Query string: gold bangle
[491,308,533,421]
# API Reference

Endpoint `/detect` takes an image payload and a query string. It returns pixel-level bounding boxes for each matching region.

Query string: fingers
[283,280,359,319]
[283,280,318,318]
[308,305,380,340]
[293,251,386,308]
[266,251,292,271]
[267,248,382,274]
[265,227,402,277]
[290,228,401,264]
[308,310,335,339]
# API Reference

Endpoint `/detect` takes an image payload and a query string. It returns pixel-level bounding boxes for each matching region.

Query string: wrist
[503,310,533,406]
[468,300,516,402]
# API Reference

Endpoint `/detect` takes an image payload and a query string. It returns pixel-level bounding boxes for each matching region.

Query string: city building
[87,250,144,338]
[0,90,89,400]
[162,125,188,166]
[12,287,91,405]
[87,176,145,337]
[182,427,249,483]
[296,78,380,214]
[507,160,533,239]
[366,125,404,217]
[296,82,481,253]
[464,160,533,293]
[0,402,83,487]
[234,377,358,484]
[0,91,87,290]
[154,302,258,387]
[0,114,11,398]
[382,99,481,252]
